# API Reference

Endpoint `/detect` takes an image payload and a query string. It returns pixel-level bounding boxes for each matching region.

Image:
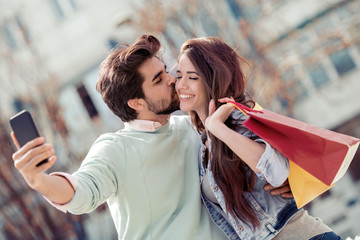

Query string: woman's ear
[127,98,145,111]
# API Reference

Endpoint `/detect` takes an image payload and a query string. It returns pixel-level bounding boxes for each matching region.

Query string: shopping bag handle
[227,101,262,117]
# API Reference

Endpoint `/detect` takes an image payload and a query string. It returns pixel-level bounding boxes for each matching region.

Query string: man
[12,35,291,240]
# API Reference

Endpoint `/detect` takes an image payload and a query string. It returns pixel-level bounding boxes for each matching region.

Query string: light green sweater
[68,116,227,240]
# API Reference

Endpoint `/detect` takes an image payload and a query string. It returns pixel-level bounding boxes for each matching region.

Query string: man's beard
[145,86,180,115]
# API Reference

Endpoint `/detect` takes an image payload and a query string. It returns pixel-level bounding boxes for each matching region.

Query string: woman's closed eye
[175,75,199,81]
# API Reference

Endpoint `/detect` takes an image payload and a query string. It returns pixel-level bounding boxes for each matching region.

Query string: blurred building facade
[0,0,127,239]
[222,1,360,237]
[230,0,360,237]
[0,0,359,239]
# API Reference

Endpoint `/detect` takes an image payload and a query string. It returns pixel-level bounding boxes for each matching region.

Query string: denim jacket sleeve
[231,111,289,187]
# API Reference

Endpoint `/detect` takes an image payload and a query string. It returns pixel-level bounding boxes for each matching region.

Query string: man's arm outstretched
[11,133,75,204]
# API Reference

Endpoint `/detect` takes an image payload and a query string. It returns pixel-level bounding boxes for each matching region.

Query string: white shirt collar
[125,119,163,132]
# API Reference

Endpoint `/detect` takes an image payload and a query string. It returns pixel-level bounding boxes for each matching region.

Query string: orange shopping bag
[229,101,360,208]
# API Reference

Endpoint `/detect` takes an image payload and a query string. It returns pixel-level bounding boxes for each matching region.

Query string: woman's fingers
[218,96,235,103]
[217,102,235,118]
[209,102,235,123]
[208,99,216,116]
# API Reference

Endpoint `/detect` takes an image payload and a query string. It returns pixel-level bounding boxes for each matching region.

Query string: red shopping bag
[228,101,360,207]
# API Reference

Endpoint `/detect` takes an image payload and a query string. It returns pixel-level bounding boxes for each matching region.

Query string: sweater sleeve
[42,172,78,213]
[67,133,127,214]
[231,111,289,187]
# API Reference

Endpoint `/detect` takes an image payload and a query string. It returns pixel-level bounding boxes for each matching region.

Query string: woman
[175,37,341,240]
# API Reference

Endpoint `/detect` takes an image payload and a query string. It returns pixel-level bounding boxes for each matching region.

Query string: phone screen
[10,110,48,166]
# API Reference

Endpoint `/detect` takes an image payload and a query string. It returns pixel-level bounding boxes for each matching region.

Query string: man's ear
[127,98,146,111]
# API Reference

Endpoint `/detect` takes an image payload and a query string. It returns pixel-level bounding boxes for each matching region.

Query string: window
[278,96,289,110]
[15,16,30,43]
[225,0,242,19]
[12,98,34,113]
[49,0,77,19]
[50,0,64,19]
[108,39,118,49]
[1,24,17,50]
[1,16,30,50]
[13,98,24,113]
[307,64,330,89]
[329,48,356,76]
[76,83,99,119]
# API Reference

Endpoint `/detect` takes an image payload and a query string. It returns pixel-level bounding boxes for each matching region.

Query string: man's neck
[137,114,170,126]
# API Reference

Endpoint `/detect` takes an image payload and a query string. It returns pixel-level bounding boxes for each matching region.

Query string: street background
[0,0,360,239]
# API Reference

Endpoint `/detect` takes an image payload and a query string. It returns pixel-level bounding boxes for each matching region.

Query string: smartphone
[10,110,48,166]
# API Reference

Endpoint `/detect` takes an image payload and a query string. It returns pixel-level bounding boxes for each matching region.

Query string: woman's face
[175,54,208,120]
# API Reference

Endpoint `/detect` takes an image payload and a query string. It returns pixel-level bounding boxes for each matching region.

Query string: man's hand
[264,179,293,198]
[11,132,56,189]
[11,132,75,204]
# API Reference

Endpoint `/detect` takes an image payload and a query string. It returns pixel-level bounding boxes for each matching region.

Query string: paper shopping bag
[288,161,334,208]
[229,101,360,208]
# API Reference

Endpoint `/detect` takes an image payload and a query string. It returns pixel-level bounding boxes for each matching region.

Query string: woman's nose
[175,76,185,90]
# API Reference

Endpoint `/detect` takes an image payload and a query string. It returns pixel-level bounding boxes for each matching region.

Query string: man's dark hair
[96,35,161,122]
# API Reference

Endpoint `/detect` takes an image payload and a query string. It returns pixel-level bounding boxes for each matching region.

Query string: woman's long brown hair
[180,37,259,228]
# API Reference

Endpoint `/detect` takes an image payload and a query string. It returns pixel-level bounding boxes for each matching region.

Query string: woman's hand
[217,97,235,104]
[205,99,235,137]
[204,97,265,173]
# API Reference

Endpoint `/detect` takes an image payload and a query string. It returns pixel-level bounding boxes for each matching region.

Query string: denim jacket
[199,111,299,240]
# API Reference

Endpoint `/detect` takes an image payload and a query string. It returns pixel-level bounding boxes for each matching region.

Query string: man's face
[139,57,179,115]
